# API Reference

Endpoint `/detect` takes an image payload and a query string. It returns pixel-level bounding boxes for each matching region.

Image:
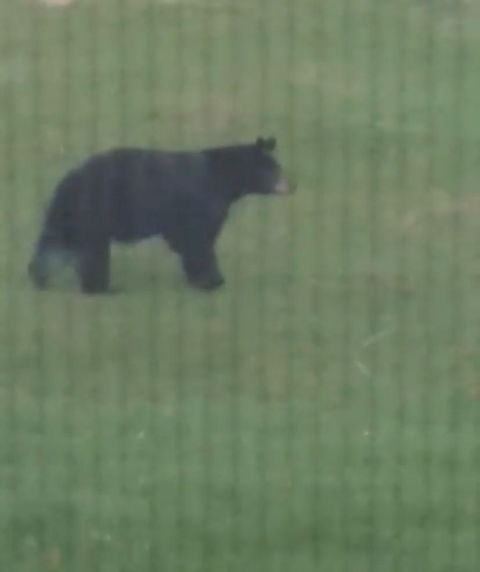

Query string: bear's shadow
[110,239,182,293]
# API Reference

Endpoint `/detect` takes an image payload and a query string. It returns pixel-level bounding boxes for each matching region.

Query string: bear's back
[77,148,214,243]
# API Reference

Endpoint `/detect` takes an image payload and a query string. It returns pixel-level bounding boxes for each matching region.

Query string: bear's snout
[274,176,295,195]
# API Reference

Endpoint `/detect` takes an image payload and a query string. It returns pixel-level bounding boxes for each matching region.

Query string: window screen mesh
[1,1,479,571]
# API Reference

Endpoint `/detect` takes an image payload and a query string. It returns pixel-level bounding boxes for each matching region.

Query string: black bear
[28,136,293,294]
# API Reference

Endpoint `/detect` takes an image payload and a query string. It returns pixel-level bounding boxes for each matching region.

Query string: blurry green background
[1,0,479,570]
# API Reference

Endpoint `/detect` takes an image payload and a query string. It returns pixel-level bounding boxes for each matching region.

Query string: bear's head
[244,136,294,197]
[210,136,295,200]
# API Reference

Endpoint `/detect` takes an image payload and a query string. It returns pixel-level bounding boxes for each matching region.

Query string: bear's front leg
[181,247,224,291]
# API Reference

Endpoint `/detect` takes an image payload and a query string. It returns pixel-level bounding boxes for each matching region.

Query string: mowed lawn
[1,0,480,570]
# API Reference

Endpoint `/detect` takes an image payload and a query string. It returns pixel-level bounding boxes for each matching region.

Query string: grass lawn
[1,0,480,570]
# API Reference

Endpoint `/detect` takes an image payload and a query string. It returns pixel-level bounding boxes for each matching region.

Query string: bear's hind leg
[28,252,50,289]
[77,241,111,294]
[28,232,74,290]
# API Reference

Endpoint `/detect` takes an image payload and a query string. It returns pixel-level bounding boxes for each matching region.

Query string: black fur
[29,137,293,294]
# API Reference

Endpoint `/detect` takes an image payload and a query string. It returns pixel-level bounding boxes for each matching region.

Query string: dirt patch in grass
[130,0,237,10]
[36,0,75,6]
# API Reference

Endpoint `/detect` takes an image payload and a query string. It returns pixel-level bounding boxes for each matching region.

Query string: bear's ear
[256,136,277,153]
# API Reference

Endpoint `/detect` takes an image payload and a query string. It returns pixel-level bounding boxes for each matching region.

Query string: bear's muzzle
[274,176,295,195]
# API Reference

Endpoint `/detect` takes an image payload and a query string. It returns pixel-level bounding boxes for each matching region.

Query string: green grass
[1,0,480,570]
